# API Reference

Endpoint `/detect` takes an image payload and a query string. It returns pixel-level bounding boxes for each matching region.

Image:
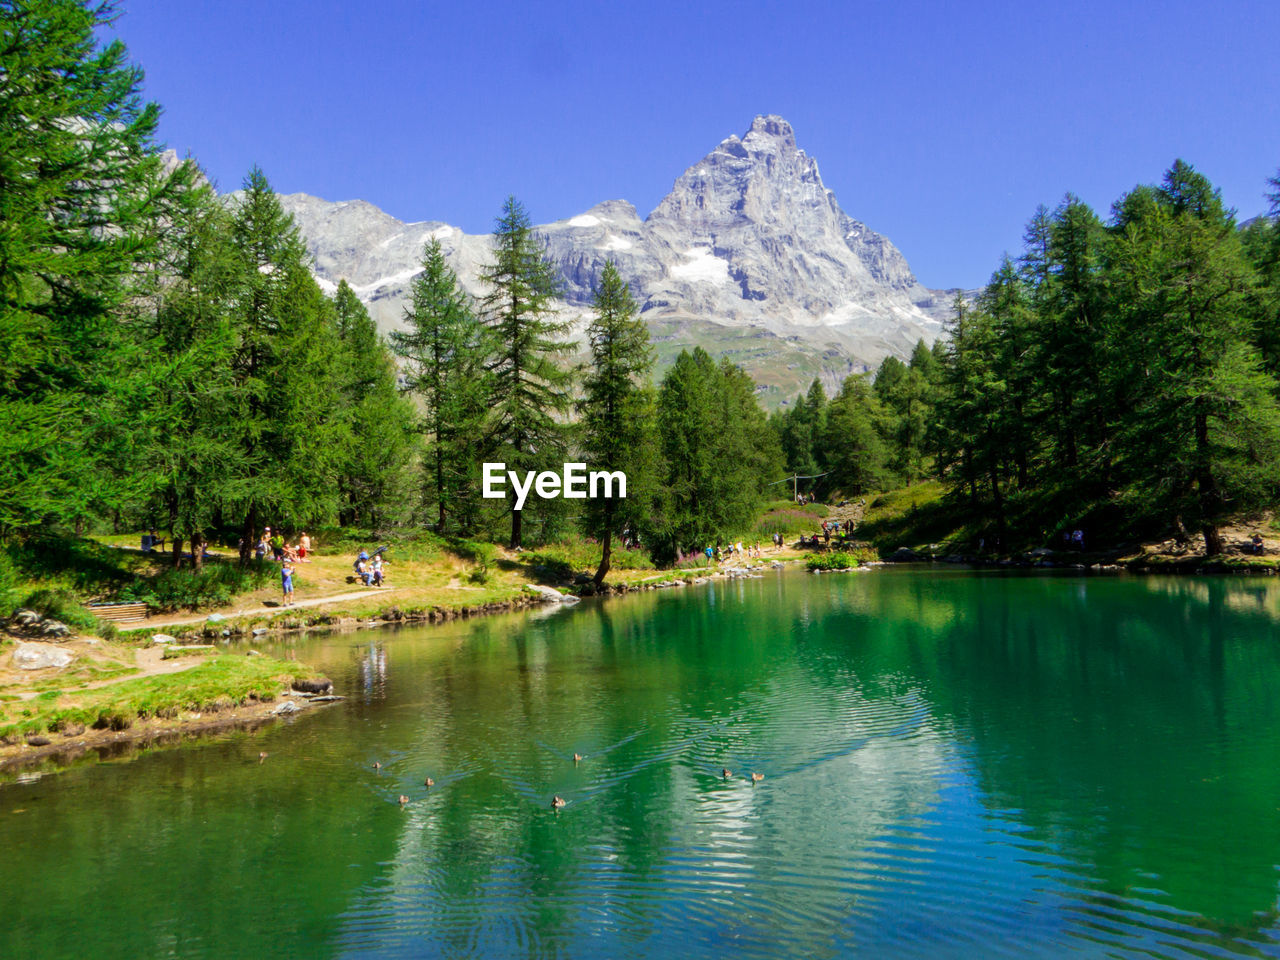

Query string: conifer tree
[579,262,658,585]
[331,282,417,528]
[227,168,343,561]
[0,0,165,534]
[478,197,572,548]
[392,241,490,533]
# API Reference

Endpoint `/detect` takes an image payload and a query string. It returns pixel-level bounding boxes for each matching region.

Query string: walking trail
[136,587,396,631]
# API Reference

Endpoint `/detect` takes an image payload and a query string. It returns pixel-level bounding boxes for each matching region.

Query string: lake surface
[4,567,1280,959]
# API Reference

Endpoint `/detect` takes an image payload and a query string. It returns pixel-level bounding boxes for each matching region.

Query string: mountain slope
[278,115,962,401]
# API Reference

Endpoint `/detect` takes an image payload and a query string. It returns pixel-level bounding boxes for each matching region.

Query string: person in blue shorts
[281,558,295,605]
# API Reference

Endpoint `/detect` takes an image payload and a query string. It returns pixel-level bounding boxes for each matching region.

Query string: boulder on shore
[887,547,921,562]
[12,642,74,671]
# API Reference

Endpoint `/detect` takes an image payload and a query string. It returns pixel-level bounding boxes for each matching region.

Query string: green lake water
[4,567,1280,959]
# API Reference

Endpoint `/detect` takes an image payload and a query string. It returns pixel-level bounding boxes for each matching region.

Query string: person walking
[281,557,295,606]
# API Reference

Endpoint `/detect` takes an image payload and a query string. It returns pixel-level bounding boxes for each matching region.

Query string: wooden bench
[88,602,149,623]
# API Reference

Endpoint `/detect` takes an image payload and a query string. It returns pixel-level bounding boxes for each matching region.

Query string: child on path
[281,558,295,605]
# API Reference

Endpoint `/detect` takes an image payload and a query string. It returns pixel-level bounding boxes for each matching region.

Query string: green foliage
[651,348,783,561]
[0,0,164,534]
[578,261,660,583]
[18,588,101,633]
[331,281,418,528]
[392,242,490,534]
[805,549,876,570]
[115,560,274,612]
[929,161,1280,554]
[479,196,573,548]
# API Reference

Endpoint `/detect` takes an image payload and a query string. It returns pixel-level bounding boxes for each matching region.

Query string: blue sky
[109,0,1279,290]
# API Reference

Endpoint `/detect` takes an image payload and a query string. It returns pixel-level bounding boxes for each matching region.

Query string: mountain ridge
[277,115,966,401]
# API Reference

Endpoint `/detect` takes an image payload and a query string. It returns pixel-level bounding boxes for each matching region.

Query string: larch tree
[478,197,572,548]
[0,0,166,535]
[392,241,491,534]
[578,261,658,586]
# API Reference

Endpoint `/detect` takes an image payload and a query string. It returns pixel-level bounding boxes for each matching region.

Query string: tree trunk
[510,509,522,550]
[1194,406,1223,557]
[594,504,614,587]
[171,536,184,568]
[192,531,205,572]
[239,507,257,567]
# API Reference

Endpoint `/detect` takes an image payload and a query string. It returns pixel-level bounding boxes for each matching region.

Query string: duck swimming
[398,795,409,805]
[722,768,732,779]
[552,795,567,809]
[424,777,434,787]
[751,772,764,783]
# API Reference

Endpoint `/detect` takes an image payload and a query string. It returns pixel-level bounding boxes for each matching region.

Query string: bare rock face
[277,115,964,398]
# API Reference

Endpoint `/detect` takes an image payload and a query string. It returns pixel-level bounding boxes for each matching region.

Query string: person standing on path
[281,558,295,605]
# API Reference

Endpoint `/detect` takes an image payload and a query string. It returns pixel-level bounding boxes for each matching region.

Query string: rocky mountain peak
[743,114,797,149]
[277,115,960,403]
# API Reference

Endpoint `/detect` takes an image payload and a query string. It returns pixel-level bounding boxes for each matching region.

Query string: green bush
[117,560,274,612]
[805,548,877,571]
[20,587,102,632]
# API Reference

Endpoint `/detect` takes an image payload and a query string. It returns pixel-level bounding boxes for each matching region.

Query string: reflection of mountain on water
[14,570,1280,958]
[322,587,955,956]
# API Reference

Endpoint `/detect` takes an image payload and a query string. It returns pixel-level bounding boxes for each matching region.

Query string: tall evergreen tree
[331,281,417,529]
[654,348,780,560]
[0,0,165,534]
[392,241,491,533]
[227,168,344,561]
[578,262,658,585]
[478,197,572,548]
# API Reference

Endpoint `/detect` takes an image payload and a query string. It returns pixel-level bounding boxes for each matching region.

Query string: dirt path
[13,644,205,701]
[136,587,397,630]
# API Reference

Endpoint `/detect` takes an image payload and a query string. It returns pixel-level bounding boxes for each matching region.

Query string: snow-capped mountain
[279,115,962,400]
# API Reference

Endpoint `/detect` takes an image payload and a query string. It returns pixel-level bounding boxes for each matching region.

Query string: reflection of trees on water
[849,571,1280,941]
[344,584,954,955]
[168,570,1280,956]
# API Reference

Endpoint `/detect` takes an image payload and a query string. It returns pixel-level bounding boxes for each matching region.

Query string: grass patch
[754,503,829,540]
[855,481,967,552]
[114,559,275,612]
[0,653,317,741]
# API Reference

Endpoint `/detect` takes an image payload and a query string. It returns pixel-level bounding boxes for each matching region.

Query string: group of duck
[260,751,764,810]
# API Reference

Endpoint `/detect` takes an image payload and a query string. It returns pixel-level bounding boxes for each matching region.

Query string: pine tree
[331,282,418,529]
[579,262,658,585]
[654,348,780,560]
[0,0,165,534]
[1110,163,1279,554]
[119,162,243,566]
[392,241,490,533]
[478,197,572,548]
[823,375,890,496]
[226,168,344,561]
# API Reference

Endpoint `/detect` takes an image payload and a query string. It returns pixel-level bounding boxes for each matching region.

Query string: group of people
[253,527,313,564]
[353,549,389,587]
[703,541,765,564]
[246,526,314,605]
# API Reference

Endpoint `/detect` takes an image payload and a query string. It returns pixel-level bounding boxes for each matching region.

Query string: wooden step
[88,602,149,623]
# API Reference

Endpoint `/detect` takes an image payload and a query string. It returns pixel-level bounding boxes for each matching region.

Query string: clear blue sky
[108,0,1279,290]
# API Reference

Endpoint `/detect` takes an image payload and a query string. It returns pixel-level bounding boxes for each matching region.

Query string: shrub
[805,548,877,571]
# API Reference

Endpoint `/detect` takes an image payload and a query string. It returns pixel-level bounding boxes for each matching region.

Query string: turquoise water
[4,567,1280,958]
